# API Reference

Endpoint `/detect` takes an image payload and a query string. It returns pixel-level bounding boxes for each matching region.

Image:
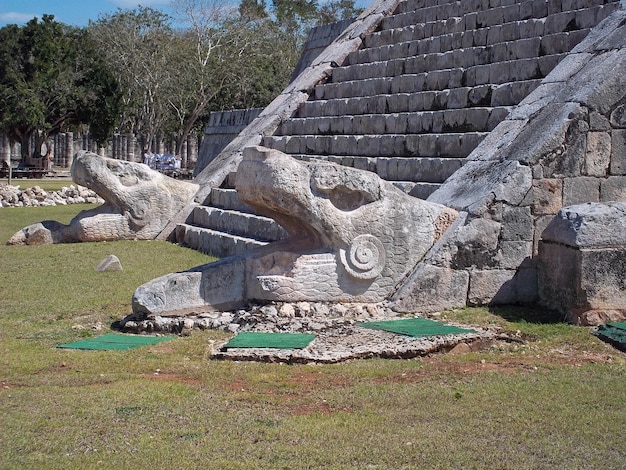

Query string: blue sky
[0,0,372,28]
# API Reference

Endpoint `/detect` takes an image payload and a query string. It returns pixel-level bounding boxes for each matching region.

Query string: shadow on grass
[488,304,566,324]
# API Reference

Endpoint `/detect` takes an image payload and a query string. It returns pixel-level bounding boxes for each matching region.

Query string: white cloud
[0,12,37,24]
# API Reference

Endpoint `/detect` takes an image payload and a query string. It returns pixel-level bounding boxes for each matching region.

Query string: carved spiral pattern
[340,234,386,280]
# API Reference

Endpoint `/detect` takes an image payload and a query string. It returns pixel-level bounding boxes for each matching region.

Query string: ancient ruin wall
[391,10,626,313]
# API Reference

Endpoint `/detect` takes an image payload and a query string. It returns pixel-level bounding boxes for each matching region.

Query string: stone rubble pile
[0,183,104,208]
[117,301,498,363]
[120,301,389,335]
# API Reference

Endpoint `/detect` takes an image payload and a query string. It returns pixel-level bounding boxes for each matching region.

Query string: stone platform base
[212,325,494,364]
[116,301,497,363]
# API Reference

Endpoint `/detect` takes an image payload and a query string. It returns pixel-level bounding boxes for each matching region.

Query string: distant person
[44,148,53,173]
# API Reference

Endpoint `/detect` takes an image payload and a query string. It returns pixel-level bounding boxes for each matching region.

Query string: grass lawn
[1,205,625,469]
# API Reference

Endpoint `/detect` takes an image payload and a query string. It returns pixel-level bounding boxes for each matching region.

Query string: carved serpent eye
[339,234,386,279]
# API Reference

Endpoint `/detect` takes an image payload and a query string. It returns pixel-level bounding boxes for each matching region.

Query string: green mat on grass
[223,332,316,350]
[594,322,626,350]
[360,317,474,337]
[58,333,173,351]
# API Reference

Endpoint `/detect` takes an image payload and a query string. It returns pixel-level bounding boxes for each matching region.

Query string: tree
[0,15,121,162]
[238,0,268,21]
[318,0,363,24]
[165,0,239,158]
[88,7,175,155]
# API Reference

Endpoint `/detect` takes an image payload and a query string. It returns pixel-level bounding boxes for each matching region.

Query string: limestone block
[465,11,477,29]
[610,129,626,175]
[530,178,563,216]
[518,18,541,39]
[575,8,602,31]
[545,11,576,35]
[418,134,438,157]
[507,82,560,120]
[557,49,626,115]
[563,177,600,206]
[502,4,521,23]
[519,0,533,20]
[601,176,626,201]
[589,111,611,131]
[95,255,123,272]
[540,33,568,56]
[584,131,611,176]
[502,205,533,241]
[542,201,626,247]
[447,87,470,109]
[405,55,425,74]
[133,258,247,316]
[502,21,521,42]
[542,52,592,84]
[487,25,502,45]
[477,6,504,28]
[532,0,548,18]
[495,241,533,269]
[538,202,626,324]
[468,269,517,306]
[429,159,532,215]
[512,37,541,60]
[468,85,493,106]
[452,48,474,69]
[487,107,511,130]
[390,264,470,313]
[474,64,491,86]
[507,102,586,175]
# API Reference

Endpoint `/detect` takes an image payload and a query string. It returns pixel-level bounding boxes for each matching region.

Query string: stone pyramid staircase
[177,0,620,258]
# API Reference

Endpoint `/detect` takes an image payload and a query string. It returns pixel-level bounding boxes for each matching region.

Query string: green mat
[58,333,173,351]
[359,317,475,338]
[594,322,626,350]
[223,332,316,350]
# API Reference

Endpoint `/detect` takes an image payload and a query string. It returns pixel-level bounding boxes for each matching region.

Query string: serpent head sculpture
[132,146,457,315]
[7,151,198,245]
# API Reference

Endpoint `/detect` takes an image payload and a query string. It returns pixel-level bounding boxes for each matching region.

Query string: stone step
[298,80,539,117]
[208,187,256,214]
[288,154,466,184]
[277,107,510,136]
[316,54,564,100]
[339,33,587,79]
[262,132,488,159]
[191,206,287,242]
[391,180,442,198]
[176,223,267,258]
[361,23,593,58]
[382,0,614,32]
[365,0,618,50]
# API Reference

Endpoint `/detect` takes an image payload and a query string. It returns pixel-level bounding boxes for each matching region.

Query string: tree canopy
[0,0,363,163]
[0,15,121,160]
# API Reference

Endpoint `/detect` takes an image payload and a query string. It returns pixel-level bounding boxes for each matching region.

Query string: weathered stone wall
[195,108,263,176]
[391,10,626,313]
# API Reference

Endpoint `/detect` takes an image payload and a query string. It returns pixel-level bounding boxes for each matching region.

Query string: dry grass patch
[1,205,625,469]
